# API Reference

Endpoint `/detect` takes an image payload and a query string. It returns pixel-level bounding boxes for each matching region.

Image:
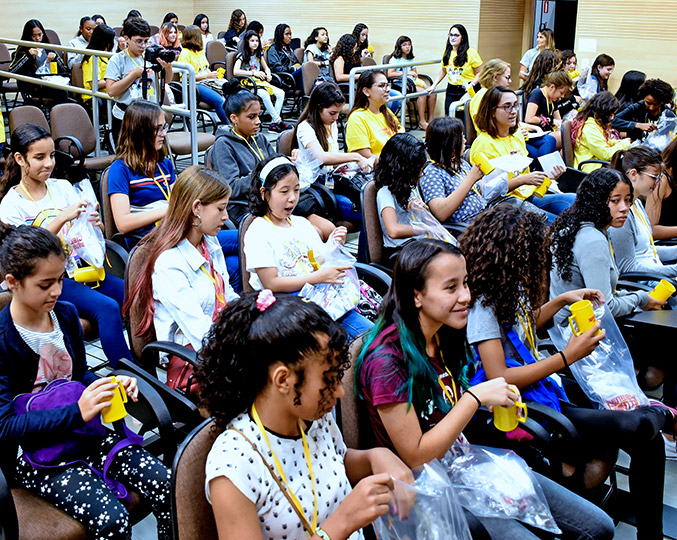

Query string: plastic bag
[443,442,561,534]
[548,304,649,410]
[299,236,360,320]
[576,67,597,102]
[479,169,509,203]
[373,460,472,540]
[408,203,458,246]
[642,112,677,152]
[65,178,105,268]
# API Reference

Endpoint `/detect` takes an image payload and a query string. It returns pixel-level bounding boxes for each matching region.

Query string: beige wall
[575,0,677,92]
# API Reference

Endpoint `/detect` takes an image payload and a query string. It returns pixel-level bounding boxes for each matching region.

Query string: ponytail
[1,124,52,199]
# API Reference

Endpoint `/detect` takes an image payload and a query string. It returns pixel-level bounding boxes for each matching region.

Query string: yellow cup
[533,177,551,198]
[568,299,597,336]
[216,67,226,79]
[493,393,528,432]
[474,152,494,175]
[101,376,128,423]
[73,266,105,286]
[649,279,676,302]
[50,61,57,74]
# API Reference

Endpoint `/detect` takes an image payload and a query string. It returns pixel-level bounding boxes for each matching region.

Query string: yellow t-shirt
[470,130,535,200]
[442,47,482,86]
[574,118,632,173]
[0,110,5,144]
[345,108,404,156]
[81,56,109,103]
[177,48,209,77]
[469,87,487,130]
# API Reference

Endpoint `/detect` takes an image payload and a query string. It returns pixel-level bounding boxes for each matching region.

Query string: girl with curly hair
[346,70,403,158]
[608,146,677,278]
[571,91,632,172]
[355,238,615,540]
[329,34,360,84]
[374,133,430,259]
[198,292,413,540]
[243,155,371,338]
[462,203,675,540]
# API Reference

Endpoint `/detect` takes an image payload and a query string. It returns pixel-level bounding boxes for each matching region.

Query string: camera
[144,45,175,71]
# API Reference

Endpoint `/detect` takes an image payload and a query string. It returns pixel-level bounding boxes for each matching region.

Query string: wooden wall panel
[575,0,677,91]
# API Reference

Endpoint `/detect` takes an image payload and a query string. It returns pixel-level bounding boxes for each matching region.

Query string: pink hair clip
[256,289,276,312]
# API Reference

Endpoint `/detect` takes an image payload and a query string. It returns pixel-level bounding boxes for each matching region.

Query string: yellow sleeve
[346,111,371,152]
[583,122,632,162]
[0,111,5,144]
[468,48,483,69]
[469,134,497,163]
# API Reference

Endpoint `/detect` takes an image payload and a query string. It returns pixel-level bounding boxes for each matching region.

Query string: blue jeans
[216,229,241,293]
[338,309,373,339]
[388,89,402,114]
[527,192,576,224]
[475,472,615,540]
[197,83,228,124]
[61,276,132,367]
[526,133,557,159]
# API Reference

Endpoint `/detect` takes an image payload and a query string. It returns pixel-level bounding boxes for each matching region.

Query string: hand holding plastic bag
[65,178,105,268]
[408,202,458,246]
[548,303,649,410]
[643,112,677,152]
[374,460,472,540]
[299,233,360,320]
[443,442,561,534]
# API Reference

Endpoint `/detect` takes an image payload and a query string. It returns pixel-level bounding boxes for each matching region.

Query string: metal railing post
[91,55,100,156]
[400,68,408,127]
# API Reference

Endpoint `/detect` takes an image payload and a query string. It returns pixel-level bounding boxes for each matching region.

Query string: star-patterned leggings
[16,433,172,540]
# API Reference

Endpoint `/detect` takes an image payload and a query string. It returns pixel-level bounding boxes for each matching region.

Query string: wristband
[559,350,568,369]
[465,389,482,408]
[316,527,331,540]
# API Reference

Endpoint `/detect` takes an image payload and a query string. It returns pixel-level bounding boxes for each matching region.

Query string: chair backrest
[276,129,295,156]
[464,103,477,146]
[113,26,123,37]
[217,31,225,40]
[561,120,574,168]
[172,418,222,540]
[361,57,376,67]
[225,52,238,80]
[294,47,304,64]
[99,167,120,240]
[71,62,84,91]
[8,105,50,134]
[206,40,227,67]
[0,42,11,66]
[238,213,256,293]
[204,145,214,170]
[45,29,61,45]
[50,103,96,155]
[150,25,160,36]
[125,242,156,360]
[359,181,384,265]
[382,54,392,65]
[301,62,321,96]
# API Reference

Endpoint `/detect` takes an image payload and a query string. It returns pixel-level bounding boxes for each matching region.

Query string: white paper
[538,151,566,178]
[490,154,533,174]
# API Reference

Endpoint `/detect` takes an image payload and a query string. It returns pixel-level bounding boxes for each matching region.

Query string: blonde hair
[538,28,556,51]
[478,59,510,89]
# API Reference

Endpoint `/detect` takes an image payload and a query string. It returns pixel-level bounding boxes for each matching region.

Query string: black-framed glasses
[155,123,169,134]
[374,82,391,90]
[496,103,519,113]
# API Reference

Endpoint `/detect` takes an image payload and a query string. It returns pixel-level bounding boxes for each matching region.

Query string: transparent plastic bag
[577,67,597,102]
[548,304,649,410]
[408,203,458,246]
[443,442,561,534]
[643,112,677,152]
[478,169,509,203]
[373,460,472,540]
[299,236,360,320]
[65,178,105,268]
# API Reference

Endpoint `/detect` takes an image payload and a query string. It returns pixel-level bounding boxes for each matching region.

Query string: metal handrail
[348,58,445,126]
[1,37,201,165]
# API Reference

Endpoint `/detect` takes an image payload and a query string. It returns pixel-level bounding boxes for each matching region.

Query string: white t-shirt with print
[244,216,324,290]
[295,121,337,190]
[205,412,362,540]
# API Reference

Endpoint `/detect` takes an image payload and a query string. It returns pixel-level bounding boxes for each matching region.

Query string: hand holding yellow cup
[493,387,528,432]
[533,177,551,198]
[101,376,128,424]
[649,279,676,302]
[474,152,494,175]
[568,299,600,336]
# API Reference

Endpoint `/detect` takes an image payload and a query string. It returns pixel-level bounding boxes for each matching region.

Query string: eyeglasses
[496,102,519,113]
[374,82,391,90]
[155,123,169,135]
[449,33,461,38]
[131,38,150,47]
[642,171,664,184]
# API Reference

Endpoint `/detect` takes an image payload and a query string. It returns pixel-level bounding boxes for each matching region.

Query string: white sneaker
[663,433,677,460]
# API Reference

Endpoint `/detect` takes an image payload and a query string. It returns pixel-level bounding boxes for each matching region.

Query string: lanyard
[516,300,537,359]
[153,164,171,201]
[125,48,144,69]
[435,335,459,405]
[434,162,482,198]
[251,403,318,534]
[631,203,658,257]
[199,240,226,307]
[232,129,265,161]
[263,215,312,274]
[19,180,56,206]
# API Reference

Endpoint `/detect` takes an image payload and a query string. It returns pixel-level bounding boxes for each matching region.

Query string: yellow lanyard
[232,129,265,161]
[516,300,537,359]
[251,403,318,534]
[152,164,171,201]
[199,241,225,306]
[435,162,482,198]
[263,215,312,274]
[631,203,658,256]
[125,48,144,69]
[19,180,56,206]
[435,335,459,405]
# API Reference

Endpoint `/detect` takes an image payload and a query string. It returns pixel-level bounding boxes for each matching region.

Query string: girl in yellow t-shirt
[428,24,483,116]
[81,24,115,107]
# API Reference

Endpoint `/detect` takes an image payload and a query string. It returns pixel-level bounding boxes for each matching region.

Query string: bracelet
[559,350,568,369]
[316,527,331,540]
[465,389,482,408]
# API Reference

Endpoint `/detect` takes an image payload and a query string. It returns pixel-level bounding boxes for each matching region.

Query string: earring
[192,214,202,227]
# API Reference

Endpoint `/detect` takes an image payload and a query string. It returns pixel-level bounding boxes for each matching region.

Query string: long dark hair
[227,9,246,32]
[614,70,646,107]
[273,23,290,48]
[355,239,471,413]
[475,85,519,138]
[238,29,262,64]
[115,100,165,176]
[84,24,115,61]
[18,19,49,56]
[426,117,464,173]
[0,223,64,282]
[571,91,620,145]
[196,293,349,429]
[374,133,427,209]
[392,35,414,60]
[520,49,559,97]
[304,27,329,51]
[329,34,358,66]
[248,154,299,216]
[348,69,400,135]
[443,24,470,68]
[76,16,94,37]
[293,82,345,152]
[551,168,633,281]
[193,13,210,34]
[460,204,550,328]
[591,54,615,91]
[352,23,368,53]
[1,124,52,198]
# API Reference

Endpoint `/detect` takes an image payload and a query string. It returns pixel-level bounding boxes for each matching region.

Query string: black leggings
[561,403,669,540]
[444,84,466,116]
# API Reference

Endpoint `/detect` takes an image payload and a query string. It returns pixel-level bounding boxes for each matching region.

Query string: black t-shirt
[527,87,555,131]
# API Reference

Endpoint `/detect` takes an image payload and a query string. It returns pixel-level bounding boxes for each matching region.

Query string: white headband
[261,156,293,185]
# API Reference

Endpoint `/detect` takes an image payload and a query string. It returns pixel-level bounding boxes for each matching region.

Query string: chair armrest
[616,280,652,292]
[577,159,609,170]
[308,183,338,217]
[354,262,392,296]
[274,71,296,91]
[418,74,434,86]
[525,401,579,441]
[209,61,226,71]
[142,341,199,368]
[620,272,677,288]
[0,464,18,540]
[233,75,259,94]
[105,239,129,266]
[54,135,86,169]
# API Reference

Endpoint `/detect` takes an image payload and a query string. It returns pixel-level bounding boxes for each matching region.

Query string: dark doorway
[554,0,578,51]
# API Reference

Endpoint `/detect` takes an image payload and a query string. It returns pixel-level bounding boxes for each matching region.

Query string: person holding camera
[105,17,172,145]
